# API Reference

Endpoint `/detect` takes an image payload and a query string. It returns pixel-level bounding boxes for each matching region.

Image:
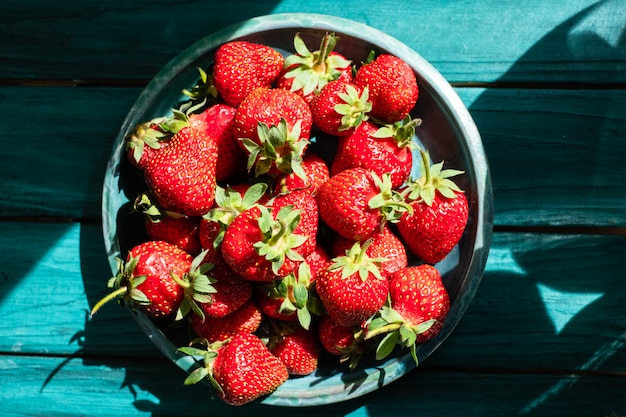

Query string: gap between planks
[1,79,626,90]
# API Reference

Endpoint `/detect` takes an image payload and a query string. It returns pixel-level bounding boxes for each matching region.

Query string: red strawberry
[235,87,312,179]
[309,79,372,137]
[190,299,262,343]
[181,254,253,320]
[318,314,355,356]
[125,117,171,170]
[256,285,298,323]
[134,192,202,255]
[390,265,450,343]
[331,225,408,278]
[317,168,411,241]
[181,332,289,406]
[212,41,284,107]
[199,183,269,263]
[317,315,366,369]
[273,151,330,196]
[276,32,352,103]
[256,261,319,329]
[397,148,468,264]
[365,265,449,363]
[315,240,389,327]
[143,125,218,217]
[90,240,192,319]
[330,116,421,189]
[354,53,418,123]
[188,103,247,183]
[269,325,321,376]
[266,189,319,257]
[304,244,332,282]
[220,204,307,282]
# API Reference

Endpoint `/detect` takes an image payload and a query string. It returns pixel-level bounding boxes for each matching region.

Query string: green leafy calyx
[240,118,309,181]
[402,148,464,206]
[254,205,308,275]
[283,32,352,96]
[334,84,372,131]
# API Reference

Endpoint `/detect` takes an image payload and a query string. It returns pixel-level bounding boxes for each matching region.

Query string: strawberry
[309,79,372,137]
[273,150,330,196]
[317,168,411,241]
[354,53,418,123]
[330,116,421,189]
[276,32,352,103]
[304,244,332,282]
[256,261,320,329]
[188,103,247,183]
[256,285,299,323]
[269,324,321,376]
[212,41,284,107]
[190,298,262,343]
[331,225,408,278]
[235,87,312,179]
[181,332,289,406]
[397,148,468,264]
[125,117,171,170]
[220,204,307,282]
[143,124,218,217]
[199,183,269,262]
[315,240,389,327]
[90,240,192,319]
[180,254,253,320]
[317,314,367,369]
[318,314,355,356]
[266,189,318,257]
[134,192,202,256]
[365,264,450,364]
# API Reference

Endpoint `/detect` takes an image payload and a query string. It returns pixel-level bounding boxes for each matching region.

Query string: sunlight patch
[536,283,603,334]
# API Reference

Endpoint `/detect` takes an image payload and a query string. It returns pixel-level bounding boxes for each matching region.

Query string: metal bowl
[102,13,493,406]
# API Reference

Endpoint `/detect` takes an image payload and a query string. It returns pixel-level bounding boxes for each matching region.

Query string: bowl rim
[102,12,493,407]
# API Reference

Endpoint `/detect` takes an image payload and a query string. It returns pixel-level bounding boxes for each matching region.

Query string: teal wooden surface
[2,0,625,84]
[2,87,625,225]
[1,0,625,415]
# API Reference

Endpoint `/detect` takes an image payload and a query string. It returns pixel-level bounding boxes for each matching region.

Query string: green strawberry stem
[403,148,465,206]
[254,205,307,275]
[330,239,387,281]
[368,173,413,223]
[335,85,372,132]
[372,115,422,149]
[364,321,402,340]
[241,119,308,181]
[89,286,127,317]
[314,32,337,69]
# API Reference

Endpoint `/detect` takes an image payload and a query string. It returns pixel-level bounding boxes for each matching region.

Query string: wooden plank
[0,354,624,416]
[1,86,625,226]
[1,0,624,84]
[457,87,626,226]
[426,232,626,372]
[0,221,157,356]
[0,86,138,218]
[2,222,625,376]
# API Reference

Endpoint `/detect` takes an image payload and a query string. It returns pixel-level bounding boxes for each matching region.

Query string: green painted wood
[1,86,625,227]
[2,221,624,377]
[0,86,138,218]
[1,354,624,416]
[1,0,624,84]
[0,221,157,357]
[458,87,626,227]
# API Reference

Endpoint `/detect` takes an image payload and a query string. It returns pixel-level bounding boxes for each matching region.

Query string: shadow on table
[75,1,626,416]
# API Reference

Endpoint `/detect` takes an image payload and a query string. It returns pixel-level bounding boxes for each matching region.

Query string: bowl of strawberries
[98,13,492,406]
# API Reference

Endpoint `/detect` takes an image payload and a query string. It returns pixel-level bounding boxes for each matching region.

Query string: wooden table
[1,1,625,415]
